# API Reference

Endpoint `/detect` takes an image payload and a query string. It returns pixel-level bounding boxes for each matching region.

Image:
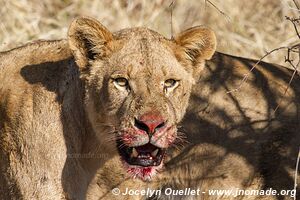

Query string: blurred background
[0,0,299,67]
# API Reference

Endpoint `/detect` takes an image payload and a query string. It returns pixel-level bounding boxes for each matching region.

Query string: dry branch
[204,0,230,21]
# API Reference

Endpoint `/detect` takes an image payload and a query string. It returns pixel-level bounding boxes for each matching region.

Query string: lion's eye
[114,77,128,87]
[164,79,178,88]
[163,79,179,94]
[113,77,130,92]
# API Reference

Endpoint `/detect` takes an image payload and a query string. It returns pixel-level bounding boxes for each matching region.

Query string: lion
[0,17,299,200]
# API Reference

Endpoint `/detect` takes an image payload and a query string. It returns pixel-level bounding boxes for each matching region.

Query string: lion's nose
[134,113,166,134]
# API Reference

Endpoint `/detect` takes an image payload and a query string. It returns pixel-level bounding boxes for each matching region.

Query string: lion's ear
[173,26,216,65]
[68,16,114,70]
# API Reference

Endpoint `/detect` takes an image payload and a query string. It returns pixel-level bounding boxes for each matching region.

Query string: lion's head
[68,17,216,181]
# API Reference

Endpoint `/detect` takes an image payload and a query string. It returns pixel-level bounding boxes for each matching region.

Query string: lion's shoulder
[0,39,77,123]
[0,39,71,67]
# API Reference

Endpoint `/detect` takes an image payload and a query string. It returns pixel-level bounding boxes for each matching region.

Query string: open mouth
[117,140,166,167]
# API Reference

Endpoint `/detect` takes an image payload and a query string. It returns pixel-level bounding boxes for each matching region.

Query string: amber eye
[164,79,178,88]
[114,77,128,87]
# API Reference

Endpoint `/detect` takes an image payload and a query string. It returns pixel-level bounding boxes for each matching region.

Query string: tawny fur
[0,17,299,200]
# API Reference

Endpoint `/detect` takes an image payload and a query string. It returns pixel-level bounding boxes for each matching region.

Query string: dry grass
[0,0,299,66]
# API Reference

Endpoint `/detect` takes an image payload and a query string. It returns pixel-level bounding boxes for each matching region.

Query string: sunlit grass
[0,0,298,66]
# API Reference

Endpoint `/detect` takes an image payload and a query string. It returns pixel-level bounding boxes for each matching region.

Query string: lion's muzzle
[117,112,177,168]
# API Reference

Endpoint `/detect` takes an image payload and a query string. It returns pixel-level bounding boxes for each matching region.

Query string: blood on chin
[122,159,164,181]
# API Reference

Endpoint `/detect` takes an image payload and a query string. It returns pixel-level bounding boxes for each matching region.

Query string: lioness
[0,17,299,200]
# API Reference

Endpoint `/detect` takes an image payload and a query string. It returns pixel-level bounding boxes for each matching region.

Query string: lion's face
[68,17,216,181]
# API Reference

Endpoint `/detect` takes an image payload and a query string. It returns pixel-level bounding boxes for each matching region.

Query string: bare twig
[169,1,175,39]
[273,65,298,114]
[286,16,300,39]
[205,0,231,21]
[227,43,300,117]
[227,10,300,94]
[293,0,300,11]
[226,46,288,94]
[273,46,300,113]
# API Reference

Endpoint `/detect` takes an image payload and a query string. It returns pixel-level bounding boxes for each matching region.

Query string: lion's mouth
[117,140,166,167]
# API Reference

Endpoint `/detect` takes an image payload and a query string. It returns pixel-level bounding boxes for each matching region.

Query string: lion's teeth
[131,148,138,158]
[151,149,159,157]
